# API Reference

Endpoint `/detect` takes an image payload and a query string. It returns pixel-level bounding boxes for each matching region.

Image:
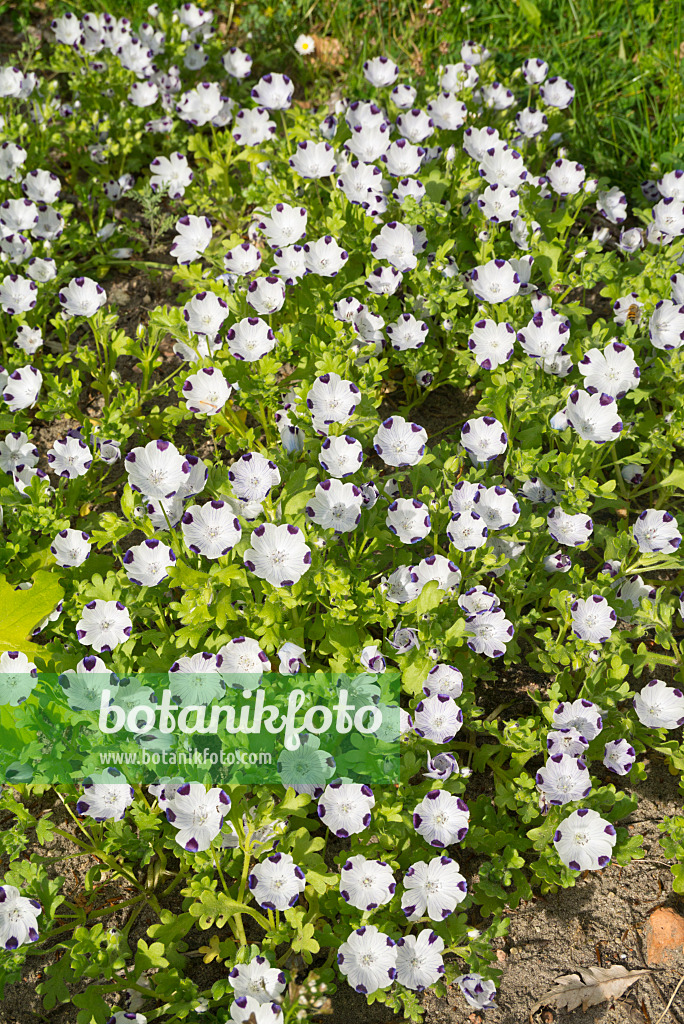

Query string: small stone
[645,907,684,965]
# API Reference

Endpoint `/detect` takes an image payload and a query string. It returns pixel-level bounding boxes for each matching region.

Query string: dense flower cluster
[0,9,681,1023]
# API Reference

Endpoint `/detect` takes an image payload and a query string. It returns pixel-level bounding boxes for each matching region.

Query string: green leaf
[134,939,169,972]
[518,0,542,28]
[188,889,270,931]
[36,814,55,846]
[0,572,64,656]
[414,580,443,615]
[73,983,113,1024]
[671,863,684,893]
[659,461,684,491]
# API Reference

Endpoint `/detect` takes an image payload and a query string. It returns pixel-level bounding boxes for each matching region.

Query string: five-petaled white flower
[164,782,231,852]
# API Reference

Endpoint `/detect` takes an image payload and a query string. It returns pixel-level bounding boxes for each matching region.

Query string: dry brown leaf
[530,966,650,1014]
[312,35,346,69]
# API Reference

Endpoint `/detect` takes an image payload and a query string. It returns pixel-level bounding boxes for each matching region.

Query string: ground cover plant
[0,2,683,1022]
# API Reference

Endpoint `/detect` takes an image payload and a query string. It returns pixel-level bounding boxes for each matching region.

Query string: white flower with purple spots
[648,300,684,351]
[370,221,417,272]
[468,318,515,369]
[223,46,252,78]
[578,342,640,398]
[603,739,635,775]
[258,203,307,248]
[218,638,269,690]
[170,214,212,264]
[228,956,286,1003]
[251,72,293,110]
[224,243,262,275]
[382,565,422,604]
[182,500,242,558]
[553,808,616,871]
[0,885,41,950]
[517,309,569,360]
[306,478,363,533]
[182,368,232,414]
[249,852,306,910]
[634,678,684,729]
[465,607,514,658]
[387,313,428,351]
[150,152,193,198]
[546,158,585,195]
[46,435,93,478]
[447,511,488,552]
[319,435,364,477]
[424,751,460,781]
[401,856,467,921]
[123,540,175,586]
[597,186,627,224]
[427,93,468,130]
[227,318,276,362]
[546,728,588,758]
[244,523,311,588]
[458,586,499,616]
[571,595,617,643]
[552,699,603,740]
[58,275,107,318]
[374,416,427,468]
[386,498,431,544]
[51,528,91,568]
[337,924,397,994]
[277,641,308,676]
[0,432,37,474]
[632,509,682,553]
[478,184,519,223]
[76,780,135,822]
[477,485,520,530]
[339,855,395,911]
[413,789,469,847]
[469,258,520,303]
[183,290,229,338]
[230,998,282,1024]
[536,753,591,806]
[478,142,527,187]
[307,372,361,429]
[0,650,38,706]
[3,365,42,411]
[303,235,348,276]
[0,274,37,315]
[289,141,337,179]
[318,782,374,837]
[455,974,497,1010]
[547,507,593,546]
[76,600,132,653]
[566,389,623,443]
[395,929,445,991]
[448,481,485,514]
[413,695,463,743]
[360,645,386,673]
[164,782,230,852]
[227,954,286,1003]
[125,440,190,500]
[363,54,399,86]
[229,452,280,502]
[460,415,507,463]
[422,664,464,699]
[415,554,461,592]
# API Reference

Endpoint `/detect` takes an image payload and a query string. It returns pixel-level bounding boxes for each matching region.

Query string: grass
[2,0,683,194]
